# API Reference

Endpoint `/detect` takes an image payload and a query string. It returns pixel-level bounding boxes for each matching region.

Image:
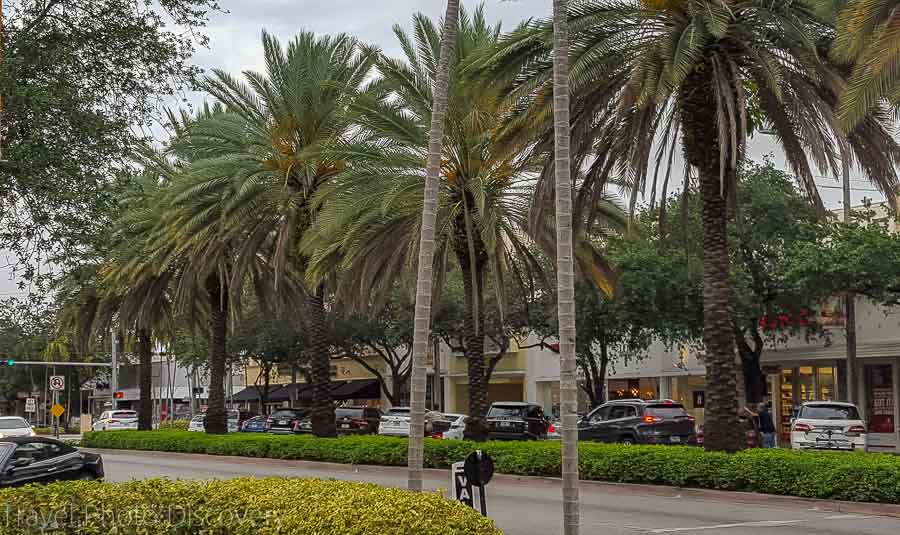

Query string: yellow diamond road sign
[50,404,65,418]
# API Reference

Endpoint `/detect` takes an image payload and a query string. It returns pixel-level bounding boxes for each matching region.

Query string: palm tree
[404,0,458,492]
[833,0,900,129]
[485,0,900,451]
[551,0,580,532]
[161,33,378,436]
[306,6,620,447]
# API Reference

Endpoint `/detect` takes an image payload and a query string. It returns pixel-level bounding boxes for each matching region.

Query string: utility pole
[111,331,119,410]
[842,153,857,405]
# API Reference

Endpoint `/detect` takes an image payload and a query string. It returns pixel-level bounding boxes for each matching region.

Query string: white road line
[647,520,806,533]
[640,514,874,533]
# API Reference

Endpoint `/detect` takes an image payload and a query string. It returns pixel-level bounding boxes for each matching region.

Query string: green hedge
[158,419,190,431]
[82,430,900,504]
[0,477,501,534]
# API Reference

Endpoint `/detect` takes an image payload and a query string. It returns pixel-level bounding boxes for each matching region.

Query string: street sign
[49,375,65,391]
[24,398,36,413]
[451,462,473,507]
[50,403,65,418]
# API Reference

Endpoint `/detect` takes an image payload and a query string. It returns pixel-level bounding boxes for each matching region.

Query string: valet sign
[451,450,494,516]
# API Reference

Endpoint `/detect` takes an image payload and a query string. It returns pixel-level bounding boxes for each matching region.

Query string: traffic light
[113,391,125,399]
[3,359,13,366]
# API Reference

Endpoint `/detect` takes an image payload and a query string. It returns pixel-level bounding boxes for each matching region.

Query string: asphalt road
[93,449,900,535]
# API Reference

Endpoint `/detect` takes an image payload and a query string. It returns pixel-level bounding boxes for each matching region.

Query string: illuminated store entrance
[775,365,837,445]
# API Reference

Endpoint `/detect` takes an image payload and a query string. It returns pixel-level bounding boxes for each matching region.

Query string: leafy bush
[158,419,190,431]
[0,477,502,535]
[82,431,900,503]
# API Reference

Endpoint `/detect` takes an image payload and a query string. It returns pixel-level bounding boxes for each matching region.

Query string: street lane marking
[641,515,875,533]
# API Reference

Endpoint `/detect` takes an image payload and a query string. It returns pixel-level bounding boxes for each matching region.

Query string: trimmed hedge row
[0,477,502,534]
[82,430,900,504]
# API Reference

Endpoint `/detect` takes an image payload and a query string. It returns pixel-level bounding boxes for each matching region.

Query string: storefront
[765,359,899,451]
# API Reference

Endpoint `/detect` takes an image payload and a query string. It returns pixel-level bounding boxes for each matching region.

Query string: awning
[231,385,285,402]
[330,379,380,400]
[268,383,310,402]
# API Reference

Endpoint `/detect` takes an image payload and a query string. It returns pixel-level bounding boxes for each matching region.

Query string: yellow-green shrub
[0,478,502,534]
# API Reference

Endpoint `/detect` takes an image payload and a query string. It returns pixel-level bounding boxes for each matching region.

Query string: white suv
[791,401,867,452]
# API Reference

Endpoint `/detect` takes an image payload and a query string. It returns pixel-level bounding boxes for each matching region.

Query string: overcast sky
[0,1,885,296]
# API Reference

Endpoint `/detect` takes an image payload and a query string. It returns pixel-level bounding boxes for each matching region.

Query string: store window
[865,365,895,435]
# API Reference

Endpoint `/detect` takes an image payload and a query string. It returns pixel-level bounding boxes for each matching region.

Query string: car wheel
[620,436,636,446]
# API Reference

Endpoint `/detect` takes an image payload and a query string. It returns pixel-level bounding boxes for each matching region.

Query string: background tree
[486,0,900,452]
[0,0,218,282]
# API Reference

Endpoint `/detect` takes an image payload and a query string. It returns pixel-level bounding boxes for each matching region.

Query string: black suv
[267,409,307,434]
[578,400,697,445]
[487,402,549,440]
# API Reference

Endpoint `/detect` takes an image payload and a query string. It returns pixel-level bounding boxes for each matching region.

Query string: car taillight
[687,415,695,423]
[793,423,813,432]
[352,418,368,427]
[846,425,867,436]
[547,424,556,434]
[643,415,663,424]
[432,432,443,439]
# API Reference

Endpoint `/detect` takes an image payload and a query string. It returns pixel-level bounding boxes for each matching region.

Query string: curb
[86,447,900,519]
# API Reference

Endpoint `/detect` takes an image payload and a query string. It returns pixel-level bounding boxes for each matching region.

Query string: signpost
[49,376,65,438]
[24,397,36,413]
[452,450,494,516]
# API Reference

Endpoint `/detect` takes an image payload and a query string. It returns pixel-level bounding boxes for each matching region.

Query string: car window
[526,406,543,419]
[99,412,108,420]
[800,404,860,420]
[645,405,690,418]
[271,410,301,419]
[0,418,29,429]
[609,405,637,420]
[387,408,410,416]
[589,406,611,422]
[488,406,527,418]
[12,442,68,464]
[111,411,137,419]
[335,408,364,418]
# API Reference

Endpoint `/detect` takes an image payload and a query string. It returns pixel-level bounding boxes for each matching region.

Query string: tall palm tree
[306,6,620,446]
[486,0,900,451]
[161,33,378,436]
[404,0,458,492]
[552,1,580,532]
[833,0,900,129]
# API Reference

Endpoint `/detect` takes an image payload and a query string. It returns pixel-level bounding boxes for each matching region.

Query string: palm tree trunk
[406,0,459,493]
[680,66,742,452]
[456,239,489,441]
[137,328,153,431]
[204,274,229,434]
[307,285,336,437]
[553,1,580,533]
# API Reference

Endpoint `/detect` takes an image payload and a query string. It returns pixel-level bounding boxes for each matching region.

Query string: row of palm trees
[58,2,900,533]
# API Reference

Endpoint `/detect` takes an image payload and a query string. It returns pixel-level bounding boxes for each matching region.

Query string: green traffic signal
[4,359,13,366]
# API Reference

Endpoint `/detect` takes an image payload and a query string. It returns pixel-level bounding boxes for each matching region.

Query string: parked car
[0,417,36,438]
[186,410,246,433]
[240,415,268,433]
[487,402,549,440]
[268,409,308,434]
[791,401,867,452]
[578,399,696,445]
[0,437,103,486]
[441,413,468,440]
[335,406,381,435]
[378,407,411,437]
[92,410,139,431]
[187,413,205,432]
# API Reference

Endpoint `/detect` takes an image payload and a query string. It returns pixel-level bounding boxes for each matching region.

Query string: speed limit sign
[49,375,65,391]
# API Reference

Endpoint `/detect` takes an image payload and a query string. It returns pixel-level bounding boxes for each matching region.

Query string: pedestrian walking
[758,402,776,448]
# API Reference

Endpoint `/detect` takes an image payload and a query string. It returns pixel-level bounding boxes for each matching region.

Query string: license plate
[279,420,287,425]
[670,436,681,443]
[341,424,350,429]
